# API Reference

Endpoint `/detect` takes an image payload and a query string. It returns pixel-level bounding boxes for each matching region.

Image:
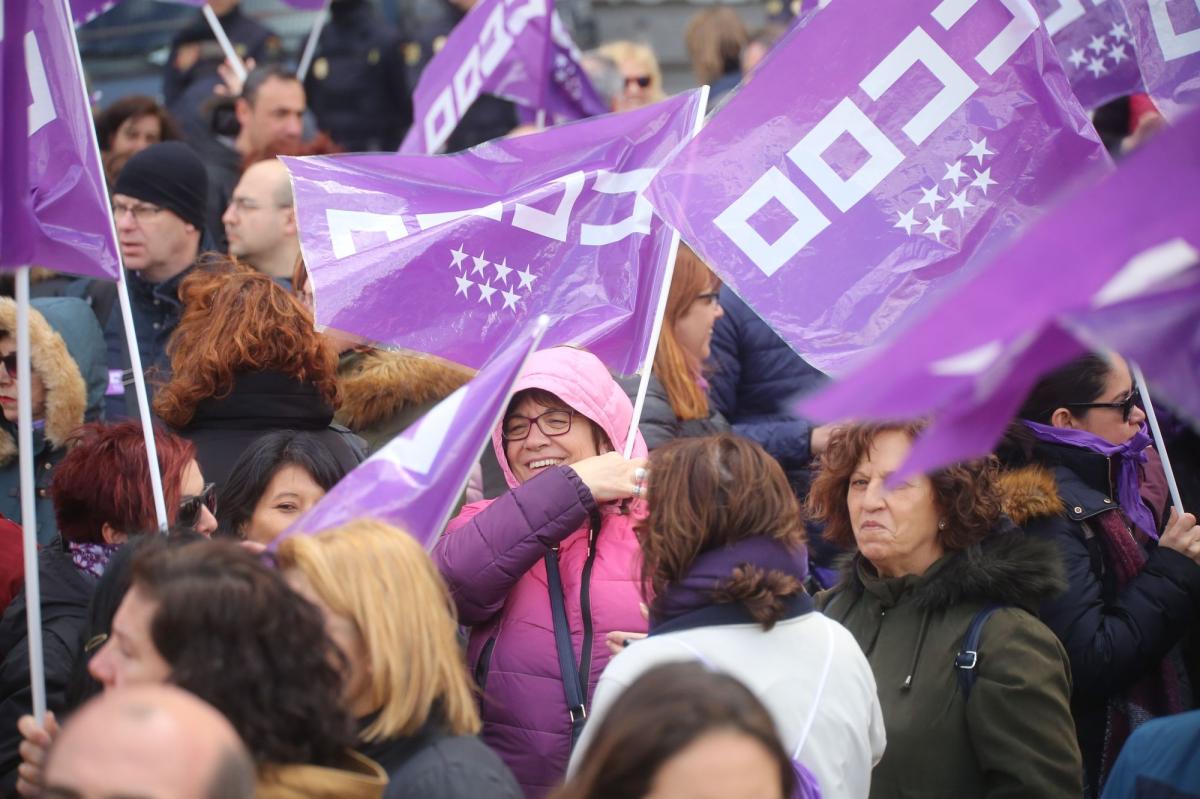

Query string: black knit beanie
[113,141,209,232]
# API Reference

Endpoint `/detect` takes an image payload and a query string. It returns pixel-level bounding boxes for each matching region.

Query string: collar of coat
[336,349,473,431]
[998,456,1116,524]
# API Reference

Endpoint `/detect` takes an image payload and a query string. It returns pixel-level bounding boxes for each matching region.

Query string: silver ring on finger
[631,483,642,498]
[634,466,647,484]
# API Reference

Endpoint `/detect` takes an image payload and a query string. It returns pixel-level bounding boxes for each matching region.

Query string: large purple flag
[1,0,36,268]
[8,0,120,280]
[1033,0,1144,108]
[284,89,704,374]
[796,107,1200,478]
[645,0,1109,374]
[1121,0,1200,118]
[276,318,547,547]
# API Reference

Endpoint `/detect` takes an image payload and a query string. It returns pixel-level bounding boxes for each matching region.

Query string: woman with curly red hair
[153,260,364,490]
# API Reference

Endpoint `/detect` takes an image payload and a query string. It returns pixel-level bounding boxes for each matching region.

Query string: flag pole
[58,0,169,530]
[202,3,247,83]
[15,267,47,723]
[296,2,329,83]
[623,85,709,458]
[1131,361,1185,516]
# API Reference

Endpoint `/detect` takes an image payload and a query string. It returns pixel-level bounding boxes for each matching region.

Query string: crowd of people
[2,0,1199,797]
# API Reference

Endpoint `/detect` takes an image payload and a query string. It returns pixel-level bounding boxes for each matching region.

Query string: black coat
[357,718,522,799]
[0,544,94,794]
[175,370,366,490]
[619,374,728,451]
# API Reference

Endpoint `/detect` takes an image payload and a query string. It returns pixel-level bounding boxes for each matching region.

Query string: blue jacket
[1100,709,1200,799]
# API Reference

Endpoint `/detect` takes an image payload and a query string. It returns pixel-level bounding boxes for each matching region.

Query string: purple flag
[645,0,1108,374]
[524,11,607,124]
[1033,0,1144,108]
[1121,0,1200,118]
[284,89,704,374]
[796,107,1200,477]
[10,0,120,280]
[276,318,547,547]
[1,0,36,268]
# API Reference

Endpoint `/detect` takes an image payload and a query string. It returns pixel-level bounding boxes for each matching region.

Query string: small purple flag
[8,0,120,280]
[1,0,37,268]
[285,89,704,374]
[645,0,1108,374]
[796,107,1200,477]
[1121,0,1200,119]
[276,317,548,547]
[527,11,607,124]
[1033,0,1144,109]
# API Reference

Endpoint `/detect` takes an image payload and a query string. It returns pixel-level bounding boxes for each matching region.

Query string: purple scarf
[1023,421,1158,539]
[68,542,121,580]
[651,536,809,627]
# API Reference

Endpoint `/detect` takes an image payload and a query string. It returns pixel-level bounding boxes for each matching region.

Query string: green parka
[817,529,1084,799]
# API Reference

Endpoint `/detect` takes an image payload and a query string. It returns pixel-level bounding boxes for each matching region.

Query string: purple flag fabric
[1033,0,1144,108]
[1,0,36,268]
[796,107,1200,478]
[284,89,704,374]
[10,0,120,280]
[523,11,607,124]
[645,0,1108,374]
[276,319,547,546]
[1121,0,1200,119]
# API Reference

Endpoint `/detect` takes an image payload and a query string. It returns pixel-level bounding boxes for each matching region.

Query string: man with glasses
[104,141,208,420]
[222,159,299,284]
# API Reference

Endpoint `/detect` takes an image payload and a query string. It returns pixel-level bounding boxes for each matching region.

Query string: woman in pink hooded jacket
[433,348,649,797]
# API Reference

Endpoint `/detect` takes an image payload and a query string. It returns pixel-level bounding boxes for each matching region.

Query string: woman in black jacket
[999,352,1200,796]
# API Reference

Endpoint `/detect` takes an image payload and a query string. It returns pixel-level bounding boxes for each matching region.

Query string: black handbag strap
[545,548,588,747]
[954,603,1005,700]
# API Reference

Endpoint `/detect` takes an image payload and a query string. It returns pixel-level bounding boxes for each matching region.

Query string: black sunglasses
[624,75,653,89]
[0,353,17,375]
[177,482,217,528]
[1063,392,1139,422]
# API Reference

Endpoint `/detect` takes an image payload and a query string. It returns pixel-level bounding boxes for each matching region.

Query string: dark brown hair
[684,7,750,84]
[639,434,805,629]
[554,662,795,799]
[503,388,613,456]
[806,422,1002,552]
[94,95,182,152]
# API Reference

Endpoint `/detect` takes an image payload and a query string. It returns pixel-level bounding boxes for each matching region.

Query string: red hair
[654,244,721,420]
[50,421,196,543]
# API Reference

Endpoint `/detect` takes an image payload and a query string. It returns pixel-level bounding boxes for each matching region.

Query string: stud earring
[938,520,946,531]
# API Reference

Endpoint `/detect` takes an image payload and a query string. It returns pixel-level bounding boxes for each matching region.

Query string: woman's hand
[569,453,648,503]
[605,603,650,655]
[16,711,59,797]
[1159,508,1200,564]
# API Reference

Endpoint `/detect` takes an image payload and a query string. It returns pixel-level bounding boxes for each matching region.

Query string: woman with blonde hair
[276,520,522,799]
[596,40,665,112]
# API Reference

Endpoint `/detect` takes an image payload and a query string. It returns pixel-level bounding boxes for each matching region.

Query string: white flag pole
[296,4,329,83]
[202,3,247,84]
[1131,362,1186,517]
[15,268,47,723]
[623,85,709,459]
[58,0,169,530]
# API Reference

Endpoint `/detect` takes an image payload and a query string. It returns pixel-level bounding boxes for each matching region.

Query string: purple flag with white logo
[1033,0,1144,108]
[285,89,704,374]
[1,0,36,268]
[276,318,547,547]
[7,0,120,279]
[1121,0,1200,118]
[527,11,607,123]
[795,107,1200,478]
[645,0,1109,374]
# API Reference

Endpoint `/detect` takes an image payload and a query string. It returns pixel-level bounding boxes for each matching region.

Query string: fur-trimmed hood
[336,349,473,431]
[997,464,1066,526]
[0,297,106,465]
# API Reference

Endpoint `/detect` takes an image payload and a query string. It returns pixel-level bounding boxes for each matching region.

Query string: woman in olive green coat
[810,422,1083,799]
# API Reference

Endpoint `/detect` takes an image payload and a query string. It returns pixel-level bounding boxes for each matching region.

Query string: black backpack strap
[954,604,1005,700]
[544,548,588,748]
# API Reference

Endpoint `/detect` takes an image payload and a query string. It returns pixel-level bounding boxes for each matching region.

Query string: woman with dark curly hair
[93,96,182,184]
[154,260,364,489]
[809,422,1082,798]
[569,434,882,799]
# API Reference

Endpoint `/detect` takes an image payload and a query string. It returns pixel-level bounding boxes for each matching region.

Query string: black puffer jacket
[619,374,728,451]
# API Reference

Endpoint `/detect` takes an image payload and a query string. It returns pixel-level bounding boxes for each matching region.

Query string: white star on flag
[1085,57,1107,78]
[919,184,944,211]
[1108,22,1128,41]
[923,215,949,243]
[1067,48,1087,68]
[1108,44,1128,64]
[450,244,468,271]
[894,208,919,235]
[471,252,490,278]
[942,160,968,187]
[454,275,474,297]
[501,289,521,311]
[478,281,498,305]
[970,167,997,195]
[493,258,513,285]
[965,137,995,166]
[1087,34,1107,55]
[517,266,537,291]
[947,188,974,218]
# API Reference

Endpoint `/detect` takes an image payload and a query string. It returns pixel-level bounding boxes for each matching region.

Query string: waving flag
[285,89,705,374]
[533,11,607,123]
[645,0,1108,374]
[1122,0,1200,118]
[795,108,1200,478]
[1,0,36,268]
[400,0,598,153]
[1033,0,1143,108]
[5,0,119,279]
[276,318,547,547]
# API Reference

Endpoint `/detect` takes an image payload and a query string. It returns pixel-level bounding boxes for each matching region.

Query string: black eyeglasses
[0,353,17,375]
[502,409,576,441]
[624,75,652,89]
[177,482,217,528]
[1063,392,1139,422]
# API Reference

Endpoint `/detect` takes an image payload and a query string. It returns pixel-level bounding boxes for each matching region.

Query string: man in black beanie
[104,141,208,420]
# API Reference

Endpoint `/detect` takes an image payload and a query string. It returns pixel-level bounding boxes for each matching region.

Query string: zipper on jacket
[576,510,602,702]
[474,636,497,689]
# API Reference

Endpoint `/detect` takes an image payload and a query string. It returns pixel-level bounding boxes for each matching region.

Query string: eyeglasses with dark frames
[502,409,576,441]
[177,482,217,528]
[1063,391,1139,422]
